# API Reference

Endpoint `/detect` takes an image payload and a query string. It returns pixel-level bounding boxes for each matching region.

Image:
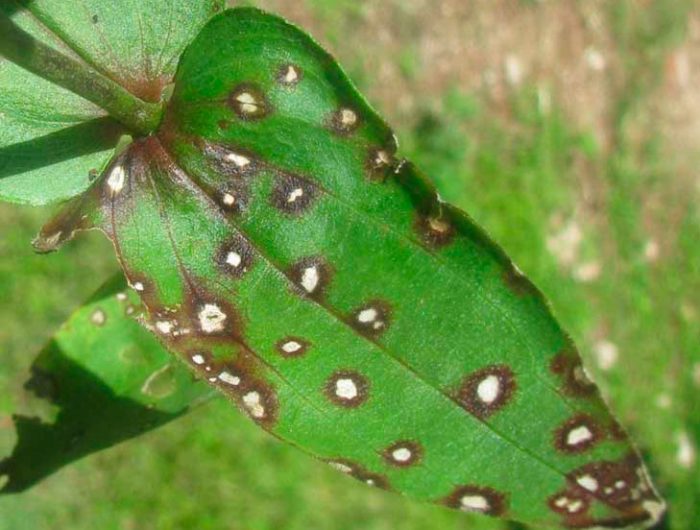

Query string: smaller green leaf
[0,0,224,205]
[0,274,214,493]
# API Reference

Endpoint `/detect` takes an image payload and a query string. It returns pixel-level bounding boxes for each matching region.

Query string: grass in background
[1,1,698,529]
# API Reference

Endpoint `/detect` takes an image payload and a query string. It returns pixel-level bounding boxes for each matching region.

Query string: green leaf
[35,7,666,528]
[0,273,213,493]
[0,0,223,205]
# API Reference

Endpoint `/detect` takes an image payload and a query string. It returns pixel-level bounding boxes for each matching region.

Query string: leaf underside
[34,7,665,529]
[0,274,213,493]
[0,0,223,205]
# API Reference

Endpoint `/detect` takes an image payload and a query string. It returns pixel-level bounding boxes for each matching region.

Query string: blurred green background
[1,0,698,528]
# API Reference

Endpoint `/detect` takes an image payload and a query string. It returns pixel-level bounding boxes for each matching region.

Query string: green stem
[0,14,163,136]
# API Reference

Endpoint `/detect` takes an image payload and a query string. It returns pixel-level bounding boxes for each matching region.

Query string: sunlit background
[1,1,698,528]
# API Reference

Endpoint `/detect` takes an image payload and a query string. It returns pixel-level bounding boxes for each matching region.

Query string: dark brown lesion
[553,413,604,454]
[548,453,665,528]
[323,458,391,490]
[215,234,256,279]
[440,484,508,516]
[366,146,398,182]
[414,212,456,249]
[347,300,392,338]
[269,173,318,215]
[324,370,370,408]
[547,488,591,519]
[287,256,333,300]
[328,106,361,136]
[201,141,259,178]
[550,349,598,397]
[454,364,517,420]
[502,263,539,297]
[276,63,303,87]
[381,440,424,468]
[228,83,272,121]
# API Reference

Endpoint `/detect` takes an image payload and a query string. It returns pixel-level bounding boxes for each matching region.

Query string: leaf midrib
[150,136,585,492]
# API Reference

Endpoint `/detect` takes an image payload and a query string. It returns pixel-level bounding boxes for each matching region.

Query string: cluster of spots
[324,371,370,408]
[90,308,107,327]
[275,337,311,358]
[187,351,278,426]
[381,441,423,467]
[455,365,516,420]
[325,459,390,490]
[228,84,270,121]
[554,414,604,454]
[288,257,331,299]
[349,301,391,338]
[547,453,666,527]
[414,213,455,249]
[216,235,255,279]
[550,350,597,397]
[200,142,256,215]
[270,173,318,215]
[330,107,361,135]
[150,307,191,339]
[442,485,508,516]
[277,64,302,87]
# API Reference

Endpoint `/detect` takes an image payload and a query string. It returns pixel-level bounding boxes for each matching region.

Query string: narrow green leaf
[0,274,213,493]
[0,0,223,205]
[35,7,666,529]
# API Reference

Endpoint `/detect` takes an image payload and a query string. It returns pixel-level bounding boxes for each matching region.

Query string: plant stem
[0,14,163,136]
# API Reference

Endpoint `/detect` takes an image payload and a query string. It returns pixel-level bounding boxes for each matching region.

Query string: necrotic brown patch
[442,485,508,516]
[502,264,539,297]
[228,83,271,121]
[554,414,604,454]
[381,440,423,467]
[348,300,392,338]
[324,458,391,490]
[366,147,396,181]
[550,350,597,397]
[238,379,279,428]
[324,370,370,408]
[202,141,258,178]
[329,107,361,136]
[277,64,303,86]
[414,213,455,249]
[275,337,311,358]
[547,488,591,518]
[215,234,255,279]
[270,173,317,215]
[288,256,333,300]
[455,364,516,419]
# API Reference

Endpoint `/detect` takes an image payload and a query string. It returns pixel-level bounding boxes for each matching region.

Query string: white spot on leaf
[198,304,227,334]
[459,495,490,513]
[243,391,265,418]
[107,165,126,195]
[476,375,501,404]
[567,425,593,447]
[335,378,358,400]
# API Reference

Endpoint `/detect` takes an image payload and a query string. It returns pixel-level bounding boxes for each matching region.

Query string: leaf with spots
[33,7,665,529]
[0,0,223,205]
[0,274,214,493]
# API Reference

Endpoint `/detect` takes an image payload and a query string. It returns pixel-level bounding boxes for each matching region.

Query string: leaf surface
[35,8,666,528]
[0,0,223,205]
[0,274,213,493]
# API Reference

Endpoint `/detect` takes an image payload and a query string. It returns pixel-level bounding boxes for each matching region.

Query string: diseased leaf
[0,0,223,205]
[0,273,213,493]
[35,7,666,529]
